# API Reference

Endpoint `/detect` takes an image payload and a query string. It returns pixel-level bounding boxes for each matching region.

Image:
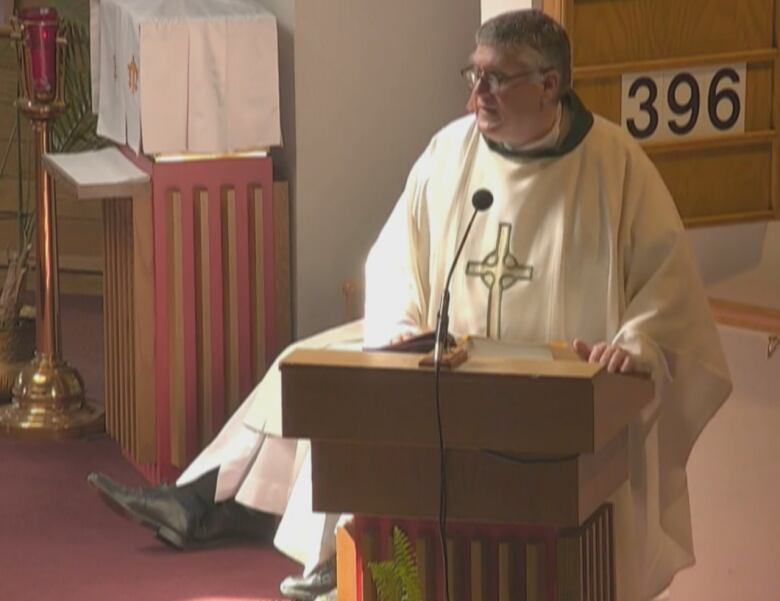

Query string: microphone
[432,188,492,601]
[434,189,493,363]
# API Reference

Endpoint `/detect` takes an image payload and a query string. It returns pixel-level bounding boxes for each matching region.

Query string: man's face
[467,44,558,146]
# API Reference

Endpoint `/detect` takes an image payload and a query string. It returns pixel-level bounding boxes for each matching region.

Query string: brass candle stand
[0,8,103,438]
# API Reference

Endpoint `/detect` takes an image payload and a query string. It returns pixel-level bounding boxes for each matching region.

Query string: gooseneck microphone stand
[433,188,493,601]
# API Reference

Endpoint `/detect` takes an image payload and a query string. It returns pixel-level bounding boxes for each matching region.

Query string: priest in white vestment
[88,10,731,601]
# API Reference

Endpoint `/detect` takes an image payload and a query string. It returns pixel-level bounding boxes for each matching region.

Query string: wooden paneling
[1,201,103,292]
[167,189,186,467]
[573,77,620,123]
[571,0,774,67]
[55,197,103,220]
[249,186,267,383]
[194,188,214,446]
[651,143,773,222]
[544,0,780,224]
[447,538,464,601]
[556,505,615,601]
[360,529,378,601]
[774,0,780,219]
[310,439,628,527]
[0,220,16,247]
[102,197,155,460]
[497,541,513,601]
[221,186,241,414]
[416,534,436,601]
[745,61,775,131]
[131,194,155,462]
[556,532,583,601]
[103,200,131,450]
[0,180,25,215]
[469,539,486,601]
[101,168,288,473]
[710,297,780,333]
[525,541,545,601]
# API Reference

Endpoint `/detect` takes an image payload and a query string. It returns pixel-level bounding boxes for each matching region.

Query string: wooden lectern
[281,348,654,601]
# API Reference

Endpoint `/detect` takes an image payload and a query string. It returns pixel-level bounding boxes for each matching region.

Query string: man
[89,10,731,601]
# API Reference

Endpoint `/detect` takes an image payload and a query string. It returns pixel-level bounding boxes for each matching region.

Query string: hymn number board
[622,64,746,143]
[542,0,780,225]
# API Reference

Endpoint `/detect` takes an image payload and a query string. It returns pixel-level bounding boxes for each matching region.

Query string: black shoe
[196,499,278,544]
[87,472,277,550]
[87,472,209,549]
[280,556,337,601]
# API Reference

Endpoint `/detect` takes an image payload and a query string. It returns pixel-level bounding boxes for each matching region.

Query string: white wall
[260,0,297,188]
[481,0,532,21]
[687,221,780,307]
[264,1,481,337]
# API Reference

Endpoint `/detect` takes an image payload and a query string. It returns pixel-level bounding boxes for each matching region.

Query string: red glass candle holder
[17,7,59,101]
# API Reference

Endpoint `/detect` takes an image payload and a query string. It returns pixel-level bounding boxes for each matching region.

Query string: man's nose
[474,74,491,94]
[466,87,477,113]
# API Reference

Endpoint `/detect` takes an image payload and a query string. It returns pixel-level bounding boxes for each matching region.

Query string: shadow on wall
[688,221,768,285]
[687,220,780,307]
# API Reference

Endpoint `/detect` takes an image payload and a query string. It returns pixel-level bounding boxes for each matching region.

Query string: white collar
[500,102,563,153]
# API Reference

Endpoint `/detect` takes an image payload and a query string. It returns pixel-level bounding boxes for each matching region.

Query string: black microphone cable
[433,353,449,601]
[433,189,492,601]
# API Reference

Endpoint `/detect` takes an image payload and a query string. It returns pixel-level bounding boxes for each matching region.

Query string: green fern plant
[369,527,424,601]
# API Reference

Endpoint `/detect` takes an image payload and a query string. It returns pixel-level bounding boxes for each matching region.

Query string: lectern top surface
[282,347,620,381]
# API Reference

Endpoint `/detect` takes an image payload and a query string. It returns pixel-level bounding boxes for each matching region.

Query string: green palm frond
[49,0,90,26]
[51,20,108,153]
[368,527,423,601]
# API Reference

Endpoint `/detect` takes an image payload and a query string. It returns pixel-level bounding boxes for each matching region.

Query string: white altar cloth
[90,0,281,155]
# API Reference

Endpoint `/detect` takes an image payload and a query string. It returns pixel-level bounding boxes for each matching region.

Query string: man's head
[466,10,571,146]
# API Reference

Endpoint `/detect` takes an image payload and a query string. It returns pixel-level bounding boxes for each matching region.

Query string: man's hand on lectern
[390,331,420,345]
[572,339,636,374]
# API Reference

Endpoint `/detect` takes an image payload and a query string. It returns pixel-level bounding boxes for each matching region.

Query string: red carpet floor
[0,295,298,600]
[0,436,297,601]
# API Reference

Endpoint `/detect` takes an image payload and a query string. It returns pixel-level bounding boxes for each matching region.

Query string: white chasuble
[363,97,731,599]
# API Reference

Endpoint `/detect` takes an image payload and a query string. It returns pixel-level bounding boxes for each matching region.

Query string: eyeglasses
[460,65,551,94]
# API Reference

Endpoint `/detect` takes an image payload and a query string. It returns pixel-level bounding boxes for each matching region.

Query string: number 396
[621,64,746,141]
